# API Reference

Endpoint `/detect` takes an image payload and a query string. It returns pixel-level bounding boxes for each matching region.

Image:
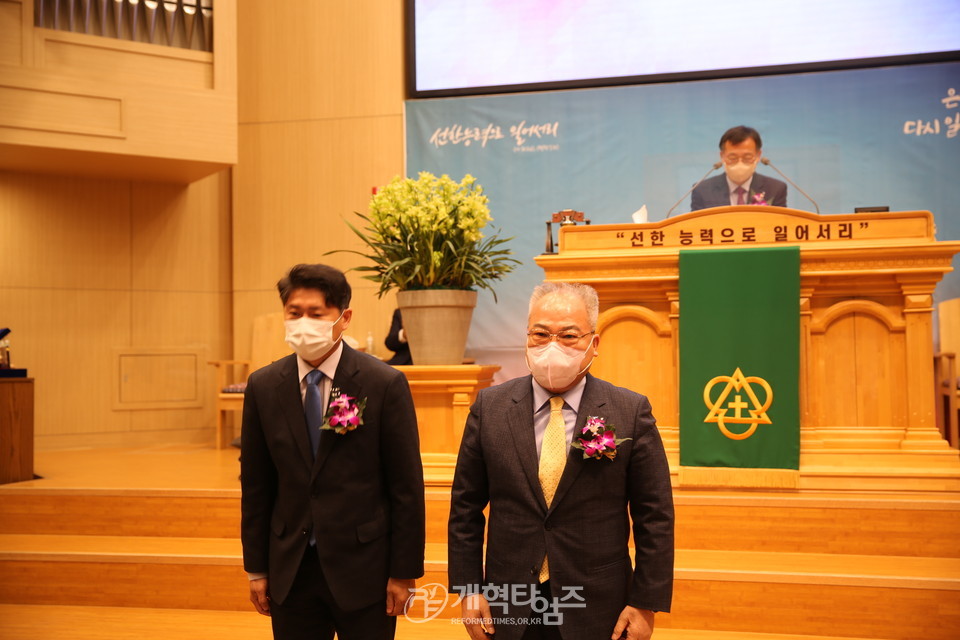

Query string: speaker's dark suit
[384,309,412,365]
[690,173,788,211]
[448,374,674,639]
[240,345,425,612]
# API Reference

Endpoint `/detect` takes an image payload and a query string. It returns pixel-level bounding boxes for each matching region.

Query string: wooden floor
[0,605,901,640]
[7,444,244,493]
[1,445,958,639]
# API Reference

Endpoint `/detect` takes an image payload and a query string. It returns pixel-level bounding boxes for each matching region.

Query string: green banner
[679,247,800,486]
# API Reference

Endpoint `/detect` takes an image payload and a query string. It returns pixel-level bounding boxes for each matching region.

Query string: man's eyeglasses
[722,154,757,165]
[526,330,595,347]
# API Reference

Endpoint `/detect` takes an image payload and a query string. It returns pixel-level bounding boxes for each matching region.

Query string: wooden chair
[934,298,960,448]
[209,312,289,448]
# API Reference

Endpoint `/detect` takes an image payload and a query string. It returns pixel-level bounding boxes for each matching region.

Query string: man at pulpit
[448,282,674,640]
[691,125,787,211]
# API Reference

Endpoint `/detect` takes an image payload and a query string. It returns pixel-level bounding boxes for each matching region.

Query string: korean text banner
[678,247,800,488]
[405,61,960,384]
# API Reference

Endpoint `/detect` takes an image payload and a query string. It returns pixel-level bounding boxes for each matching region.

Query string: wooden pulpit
[535,206,960,491]
[394,364,500,485]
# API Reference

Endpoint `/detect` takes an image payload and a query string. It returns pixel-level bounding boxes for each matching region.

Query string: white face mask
[285,313,343,362]
[724,160,757,185]
[525,341,594,391]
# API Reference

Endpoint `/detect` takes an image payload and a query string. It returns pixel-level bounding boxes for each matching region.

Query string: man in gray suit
[448,282,674,640]
[690,125,787,211]
[241,263,425,640]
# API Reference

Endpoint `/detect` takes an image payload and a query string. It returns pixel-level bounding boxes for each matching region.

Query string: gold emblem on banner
[703,367,773,440]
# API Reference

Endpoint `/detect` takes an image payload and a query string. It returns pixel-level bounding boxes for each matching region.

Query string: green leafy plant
[334,172,519,299]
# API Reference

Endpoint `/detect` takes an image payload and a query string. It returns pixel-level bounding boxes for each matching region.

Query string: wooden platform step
[0,605,273,640]
[3,485,957,558]
[2,536,957,638]
[0,533,248,611]
[0,488,241,538]
[0,604,896,640]
[4,535,957,591]
[655,634,888,640]
[672,491,960,557]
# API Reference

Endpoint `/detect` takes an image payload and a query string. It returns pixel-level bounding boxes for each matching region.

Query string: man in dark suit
[241,263,425,640]
[690,125,787,211]
[384,308,412,365]
[448,282,674,640]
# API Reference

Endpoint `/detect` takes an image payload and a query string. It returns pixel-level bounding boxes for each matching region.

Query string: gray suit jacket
[690,172,788,211]
[448,374,674,639]
[240,345,425,610]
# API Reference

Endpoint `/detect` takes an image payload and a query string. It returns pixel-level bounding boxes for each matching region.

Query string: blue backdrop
[406,61,960,379]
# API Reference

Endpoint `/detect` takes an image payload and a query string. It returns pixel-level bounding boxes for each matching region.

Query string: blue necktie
[304,369,324,457]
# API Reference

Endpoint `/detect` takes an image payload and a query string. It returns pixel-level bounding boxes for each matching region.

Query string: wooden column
[0,378,34,484]
[899,277,942,447]
[798,286,822,448]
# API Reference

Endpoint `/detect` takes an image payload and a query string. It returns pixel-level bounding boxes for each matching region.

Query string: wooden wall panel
[2,288,133,439]
[0,85,123,138]
[853,313,905,427]
[128,289,230,430]
[0,0,412,449]
[130,173,232,294]
[115,349,202,408]
[0,1,21,67]
[232,113,404,359]
[818,314,859,427]
[237,0,403,124]
[233,116,404,290]
[127,172,232,434]
[233,0,406,367]
[130,291,232,360]
[40,33,214,89]
[125,170,233,431]
[0,172,131,290]
[0,144,232,184]
[593,312,678,426]
[0,2,238,449]
[0,169,233,447]
[816,311,907,429]
[0,0,236,182]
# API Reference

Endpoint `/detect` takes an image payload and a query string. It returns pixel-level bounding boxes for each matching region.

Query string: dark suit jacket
[690,172,787,211]
[385,308,412,366]
[240,345,425,611]
[448,374,674,639]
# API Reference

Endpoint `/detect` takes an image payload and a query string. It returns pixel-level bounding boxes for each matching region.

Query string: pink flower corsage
[321,388,366,435]
[751,191,768,206]
[571,416,631,461]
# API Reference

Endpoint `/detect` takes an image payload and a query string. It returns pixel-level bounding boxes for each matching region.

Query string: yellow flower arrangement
[340,172,518,299]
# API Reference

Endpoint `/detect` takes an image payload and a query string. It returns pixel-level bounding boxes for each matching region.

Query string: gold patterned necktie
[538,395,567,582]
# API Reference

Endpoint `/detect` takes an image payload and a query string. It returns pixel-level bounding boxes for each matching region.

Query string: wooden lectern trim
[598,305,672,337]
[810,300,906,334]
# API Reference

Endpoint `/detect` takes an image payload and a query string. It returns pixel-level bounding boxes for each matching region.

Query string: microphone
[760,157,820,214]
[666,162,722,218]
